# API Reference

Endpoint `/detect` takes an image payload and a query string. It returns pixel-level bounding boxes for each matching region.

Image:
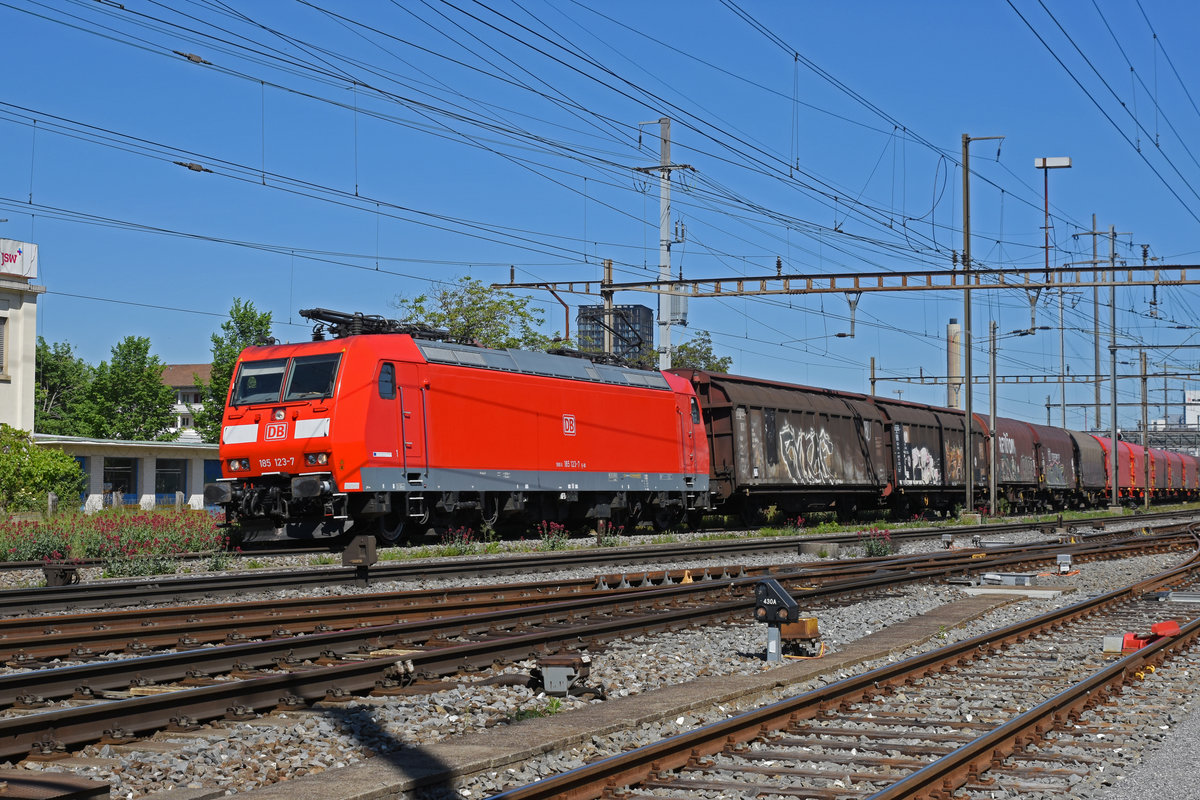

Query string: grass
[507,696,565,722]
[33,498,1188,575]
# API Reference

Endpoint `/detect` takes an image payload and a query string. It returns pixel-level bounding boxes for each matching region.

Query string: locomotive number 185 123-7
[259,457,294,468]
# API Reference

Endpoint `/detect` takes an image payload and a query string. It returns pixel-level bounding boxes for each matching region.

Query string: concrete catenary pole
[1142,350,1150,509]
[1093,214,1101,429]
[961,134,1002,513]
[989,320,998,516]
[602,259,614,356]
[1109,226,1120,510]
[962,135,974,513]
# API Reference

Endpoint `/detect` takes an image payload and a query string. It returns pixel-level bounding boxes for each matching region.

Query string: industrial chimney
[947,318,962,409]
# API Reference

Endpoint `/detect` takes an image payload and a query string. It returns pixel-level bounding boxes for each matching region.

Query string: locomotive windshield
[284,353,341,400]
[231,358,287,405]
[230,353,342,405]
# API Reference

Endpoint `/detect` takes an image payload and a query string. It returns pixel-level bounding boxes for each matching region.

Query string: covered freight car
[673,370,888,521]
[1068,430,1108,504]
[868,398,986,515]
[1026,422,1077,506]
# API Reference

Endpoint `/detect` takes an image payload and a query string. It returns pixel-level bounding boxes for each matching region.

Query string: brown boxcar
[1025,422,1077,491]
[1068,430,1107,501]
[867,399,985,514]
[993,417,1038,486]
[673,370,887,518]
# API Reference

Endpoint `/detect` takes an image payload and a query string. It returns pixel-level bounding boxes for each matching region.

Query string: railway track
[1,529,1185,666]
[0,529,1190,766]
[1,509,1178,616]
[484,535,1200,799]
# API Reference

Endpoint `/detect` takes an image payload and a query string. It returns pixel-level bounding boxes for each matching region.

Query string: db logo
[562,414,576,436]
[264,421,288,441]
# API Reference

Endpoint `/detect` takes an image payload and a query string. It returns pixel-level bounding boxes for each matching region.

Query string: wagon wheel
[738,502,762,529]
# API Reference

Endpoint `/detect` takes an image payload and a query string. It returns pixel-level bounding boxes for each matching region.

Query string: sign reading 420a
[0,240,37,280]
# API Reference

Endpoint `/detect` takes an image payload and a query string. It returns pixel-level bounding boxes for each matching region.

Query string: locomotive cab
[204,344,348,542]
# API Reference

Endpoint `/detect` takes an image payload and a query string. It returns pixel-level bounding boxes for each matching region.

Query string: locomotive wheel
[376,512,407,545]
[653,507,684,532]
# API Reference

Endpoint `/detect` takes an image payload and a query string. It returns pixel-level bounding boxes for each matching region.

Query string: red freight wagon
[1184,453,1200,491]
[1149,448,1169,493]
[205,309,709,543]
[1166,450,1184,494]
[1092,436,1145,500]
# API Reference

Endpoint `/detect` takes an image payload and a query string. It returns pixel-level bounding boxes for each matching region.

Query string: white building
[162,363,211,442]
[1,237,220,512]
[1187,390,1200,428]
[0,239,44,431]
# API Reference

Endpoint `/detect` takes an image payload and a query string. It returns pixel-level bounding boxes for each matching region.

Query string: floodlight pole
[1036,157,1072,427]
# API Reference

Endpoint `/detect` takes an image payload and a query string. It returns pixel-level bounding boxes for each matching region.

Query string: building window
[155,458,188,499]
[103,458,137,504]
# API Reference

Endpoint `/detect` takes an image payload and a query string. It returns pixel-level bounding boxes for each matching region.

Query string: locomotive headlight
[272,408,286,421]
[305,452,330,466]
[228,458,251,472]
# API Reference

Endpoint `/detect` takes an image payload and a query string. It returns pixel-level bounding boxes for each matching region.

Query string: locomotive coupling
[203,481,233,506]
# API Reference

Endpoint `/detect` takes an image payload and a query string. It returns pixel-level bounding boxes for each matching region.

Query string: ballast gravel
[2,519,1196,800]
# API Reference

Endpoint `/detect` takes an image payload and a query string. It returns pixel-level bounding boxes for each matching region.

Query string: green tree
[617,330,733,373]
[79,336,178,441]
[671,330,733,373]
[193,299,274,443]
[34,337,93,435]
[391,276,562,349]
[0,423,87,513]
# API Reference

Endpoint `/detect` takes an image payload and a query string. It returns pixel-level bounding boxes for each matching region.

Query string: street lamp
[1036,156,1072,427]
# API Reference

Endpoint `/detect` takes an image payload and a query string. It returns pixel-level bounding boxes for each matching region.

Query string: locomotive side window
[378,363,396,399]
[232,358,287,405]
[284,353,342,401]
[690,397,700,424]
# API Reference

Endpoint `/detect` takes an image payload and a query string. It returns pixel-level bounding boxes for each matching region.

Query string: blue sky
[3,1,1199,431]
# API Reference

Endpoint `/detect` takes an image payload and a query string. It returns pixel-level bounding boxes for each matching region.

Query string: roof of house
[162,364,212,388]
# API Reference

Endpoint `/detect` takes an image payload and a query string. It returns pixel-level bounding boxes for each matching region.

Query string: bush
[0,506,225,565]
[0,424,87,514]
[857,526,894,557]
[595,522,622,548]
[535,520,569,550]
[439,526,480,556]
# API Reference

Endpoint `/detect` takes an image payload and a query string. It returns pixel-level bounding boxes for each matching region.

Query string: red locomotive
[204,309,711,543]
